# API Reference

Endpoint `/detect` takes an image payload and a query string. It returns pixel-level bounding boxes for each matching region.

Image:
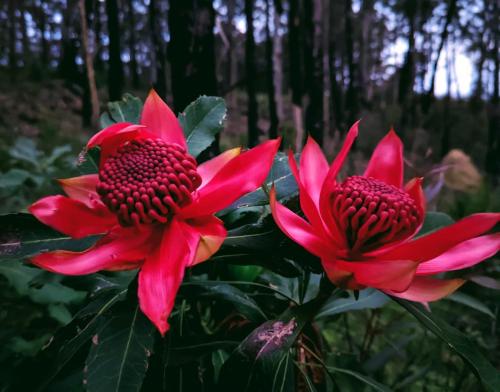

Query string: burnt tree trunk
[289,0,305,150]
[106,0,124,101]
[149,0,167,98]
[127,0,140,89]
[168,0,218,111]
[304,0,324,145]
[244,0,259,147]
[265,0,279,139]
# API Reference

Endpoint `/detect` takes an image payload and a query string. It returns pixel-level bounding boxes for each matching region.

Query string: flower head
[271,122,500,301]
[30,90,280,334]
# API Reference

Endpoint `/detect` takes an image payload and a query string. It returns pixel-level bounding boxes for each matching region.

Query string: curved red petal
[29,195,116,238]
[182,216,227,266]
[385,277,465,302]
[376,213,500,262]
[416,233,500,275]
[180,138,280,218]
[364,129,404,188]
[197,147,242,188]
[270,187,334,259]
[58,174,100,208]
[300,136,329,207]
[318,122,359,247]
[330,259,418,292]
[138,219,190,335]
[140,89,187,148]
[31,225,154,275]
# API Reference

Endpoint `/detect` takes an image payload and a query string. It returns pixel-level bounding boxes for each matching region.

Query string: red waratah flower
[270,122,500,302]
[29,90,280,334]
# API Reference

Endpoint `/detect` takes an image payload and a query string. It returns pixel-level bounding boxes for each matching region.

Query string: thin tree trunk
[20,0,30,66]
[273,1,284,122]
[79,0,99,128]
[304,0,323,145]
[289,0,304,150]
[486,0,500,179]
[329,2,343,132]
[265,0,279,139]
[149,0,167,98]
[127,0,140,89]
[226,0,238,109]
[344,0,359,130]
[245,0,259,147]
[8,0,16,72]
[106,0,124,101]
[38,0,49,67]
[423,0,457,113]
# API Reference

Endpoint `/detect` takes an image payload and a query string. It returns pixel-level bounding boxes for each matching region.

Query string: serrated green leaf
[99,93,143,128]
[315,289,389,320]
[394,298,500,392]
[85,304,155,392]
[179,96,227,157]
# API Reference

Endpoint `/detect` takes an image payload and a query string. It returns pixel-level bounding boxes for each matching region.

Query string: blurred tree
[265,0,279,139]
[106,0,124,100]
[149,0,167,98]
[244,0,259,147]
[127,0,140,89]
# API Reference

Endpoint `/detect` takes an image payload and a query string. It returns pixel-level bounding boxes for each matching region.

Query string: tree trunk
[273,1,284,122]
[79,0,99,128]
[226,0,238,109]
[149,0,167,99]
[106,0,123,101]
[344,0,359,130]
[59,0,79,84]
[265,0,279,139]
[329,2,343,132]
[244,0,259,147]
[8,0,16,72]
[127,0,140,89]
[92,0,104,72]
[20,0,30,66]
[289,0,304,150]
[486,0,500,179]
[422,0,457,113]
[304,0,323,145]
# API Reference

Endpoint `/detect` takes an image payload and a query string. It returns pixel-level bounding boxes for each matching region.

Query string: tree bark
[106,0,124,101]
[8,0,16,72]
[79,0,99,128]
[149,0,167,99]
[289,0,304,150]
[265,0,279,139]
[244,0,259,147]
[329,2,343,132]
[344,0,359,130]
[304,0,324,145]
[273,1,284,122]
[38,0,49,67]
[127,0,140,89]
[226,0,238,109]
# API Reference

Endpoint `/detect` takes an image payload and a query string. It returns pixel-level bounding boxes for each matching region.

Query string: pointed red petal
[29,195,116,238]
[197,147,242,188]
[416,233,500,275]
[405,177,426,217]
[364,129,404,188]
[328,259,418,292]
[385,277,465,302]
[58,174,100,208]
[317,122,360,248]
[140,89,187,148]
[270,187,334,259]
[180,139,280,218]
[376,213,500,262]
[300,136,329,207]
[138,219,190,335]
[31,225,153,275]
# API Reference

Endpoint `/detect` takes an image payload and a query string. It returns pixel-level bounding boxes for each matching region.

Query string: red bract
[271,122,500,302]
[30,90,280,334]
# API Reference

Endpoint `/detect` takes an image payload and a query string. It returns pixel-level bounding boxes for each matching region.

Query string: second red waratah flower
[271,122,500,302]
[29,90,280,334]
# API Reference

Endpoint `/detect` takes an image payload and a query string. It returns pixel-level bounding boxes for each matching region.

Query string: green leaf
[166,341,238,367]
[218,287,336,391]
[416,212,454,238]
[99,93,143,128]
[315,289,389,320]
[0,168,32,188]
[85,304,155,392]
[326,366,392,392]
[179,96,227,157]
[182,281,266,322]
[0,213,98,262]
[445,292,495,318]
[394,298,500,392]
[212,349,230,384]
[77,147,100,175]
